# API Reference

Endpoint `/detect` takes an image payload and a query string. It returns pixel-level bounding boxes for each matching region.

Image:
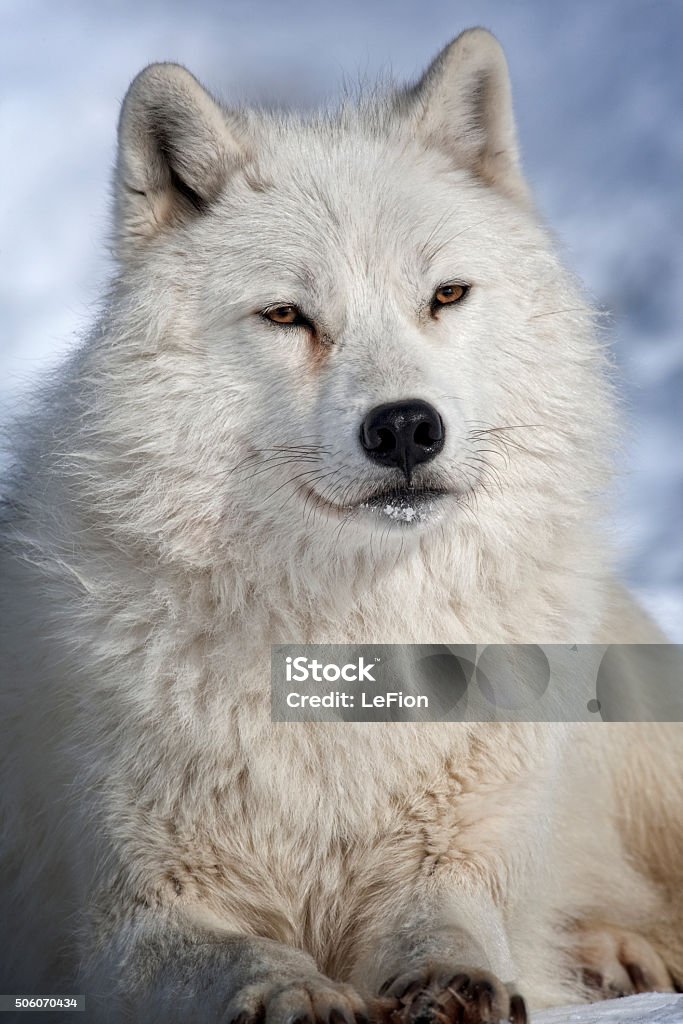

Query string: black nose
[360,400,445,477]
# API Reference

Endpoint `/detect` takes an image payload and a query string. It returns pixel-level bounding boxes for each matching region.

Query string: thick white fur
[1,27,682,1022]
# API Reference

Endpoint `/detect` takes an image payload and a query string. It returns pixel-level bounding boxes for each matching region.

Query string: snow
[536,993,683,1024]
[382,503,418,522]
[1,0,681,636]
[360,498,437,522]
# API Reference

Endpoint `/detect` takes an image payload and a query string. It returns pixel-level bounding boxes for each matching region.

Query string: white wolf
[1,27,681,1024]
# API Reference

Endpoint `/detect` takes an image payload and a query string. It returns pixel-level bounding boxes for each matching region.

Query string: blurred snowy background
[1,0,681,639]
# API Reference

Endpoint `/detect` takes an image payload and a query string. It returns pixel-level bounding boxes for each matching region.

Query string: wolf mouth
[357,487,449,523]
[303,484,450,524]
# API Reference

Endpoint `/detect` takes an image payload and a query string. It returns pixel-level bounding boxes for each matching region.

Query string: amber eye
[432,283,469,310]
[263,305,305,326]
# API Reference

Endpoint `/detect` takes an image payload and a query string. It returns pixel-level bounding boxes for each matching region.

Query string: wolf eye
[431,283,469,311]
[263,305,307,326]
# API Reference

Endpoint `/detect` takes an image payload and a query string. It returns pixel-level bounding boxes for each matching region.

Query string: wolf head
[91,29,612,576]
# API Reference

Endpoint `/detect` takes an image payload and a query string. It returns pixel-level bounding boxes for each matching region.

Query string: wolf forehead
[113,28,533,267]
[202,130,479,278]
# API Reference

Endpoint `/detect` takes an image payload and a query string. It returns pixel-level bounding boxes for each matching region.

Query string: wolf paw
[576,924,675,998]
[225,975,368,1024]
[374,963,527,1024]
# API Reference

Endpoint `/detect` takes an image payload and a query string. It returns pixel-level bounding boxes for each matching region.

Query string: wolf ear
[403,28,530,205]
[115,63,246,258]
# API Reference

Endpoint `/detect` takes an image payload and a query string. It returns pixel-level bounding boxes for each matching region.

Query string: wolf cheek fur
[1,26,682,1024]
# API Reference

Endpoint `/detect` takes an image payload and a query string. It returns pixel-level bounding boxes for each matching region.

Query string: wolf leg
[352,890,527,1023]
[81,920,367,1024]
[573,923,676,998]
